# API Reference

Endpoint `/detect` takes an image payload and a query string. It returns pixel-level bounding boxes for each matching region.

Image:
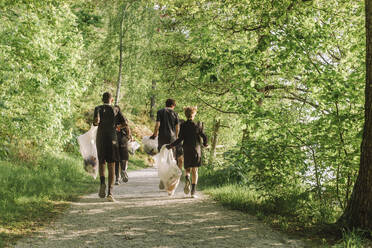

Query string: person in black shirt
[93,92,126,202]
[114,105,132,185]
[167,107,208,198]
[150,98,180,189]
[150,99,179,151]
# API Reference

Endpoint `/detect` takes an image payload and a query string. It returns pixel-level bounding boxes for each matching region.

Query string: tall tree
[115,3,126,105]
[338,0,372,229]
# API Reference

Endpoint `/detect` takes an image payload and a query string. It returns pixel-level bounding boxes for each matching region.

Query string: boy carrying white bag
[154,145,182,196]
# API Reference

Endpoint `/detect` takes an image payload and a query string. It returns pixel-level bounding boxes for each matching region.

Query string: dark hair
[102,92,112,103]
[165,98,176,107]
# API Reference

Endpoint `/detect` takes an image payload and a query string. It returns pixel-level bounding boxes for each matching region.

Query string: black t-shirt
[115,109,129,137]
[156,108,179,143]
[93,104,125,133]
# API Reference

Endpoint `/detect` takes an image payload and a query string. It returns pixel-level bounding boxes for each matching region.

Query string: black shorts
[117,132,129,161]
[96,131,119,164]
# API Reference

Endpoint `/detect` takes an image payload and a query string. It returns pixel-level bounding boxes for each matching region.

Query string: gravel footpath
[15,168,315,248]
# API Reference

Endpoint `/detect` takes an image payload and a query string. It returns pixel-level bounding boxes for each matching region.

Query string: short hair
[165,98,176,107]
[184,106,197,119]
[102,92,112,103]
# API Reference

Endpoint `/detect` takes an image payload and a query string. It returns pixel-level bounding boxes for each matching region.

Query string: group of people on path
[93,92,208,201]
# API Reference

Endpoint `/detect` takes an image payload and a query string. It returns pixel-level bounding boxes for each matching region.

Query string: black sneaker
[159,180,165,190]
[184,178,191,195]
[98,184,106,198]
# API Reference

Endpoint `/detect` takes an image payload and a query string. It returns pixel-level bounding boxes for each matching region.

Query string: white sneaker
[107,194,116,202]
[121,170,129,183]
[184,178,191,194]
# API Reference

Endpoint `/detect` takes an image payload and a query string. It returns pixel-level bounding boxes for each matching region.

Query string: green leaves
[0,1,95,153]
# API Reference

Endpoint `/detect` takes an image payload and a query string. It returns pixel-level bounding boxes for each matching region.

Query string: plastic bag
[128,141,140,155]
[142,136,158,155]
[77,125,98,179]
[154,145,182,196]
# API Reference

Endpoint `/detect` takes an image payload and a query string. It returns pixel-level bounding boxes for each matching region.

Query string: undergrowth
[198,165,371,247]
[0,153,96,247]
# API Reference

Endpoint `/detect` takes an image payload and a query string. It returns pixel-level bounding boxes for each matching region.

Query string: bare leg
[184,168,191,194]
[115,161,120,181]
[191,167,198,184]
[121,160,128,171]
[121,160,129,183]
[177,156,184,170]
[191,167,198,197]
[98,162,106,198]
[99,162,106,179]
[107,162,115,196]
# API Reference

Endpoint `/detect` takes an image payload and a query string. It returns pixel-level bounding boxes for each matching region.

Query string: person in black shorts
[167,107,208,198]
[93,92,126,202]
[114,105,132,185]
[150,98,180,189]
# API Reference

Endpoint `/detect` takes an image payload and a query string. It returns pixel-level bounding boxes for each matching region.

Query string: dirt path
[15,168,315,248]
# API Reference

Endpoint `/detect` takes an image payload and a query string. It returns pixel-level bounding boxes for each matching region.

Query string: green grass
[0,153,97,248]
[0,148,150,248]
[128,151,151,171]
[204,185,265,213]
[328,230,369,248]
[199,170,372,247]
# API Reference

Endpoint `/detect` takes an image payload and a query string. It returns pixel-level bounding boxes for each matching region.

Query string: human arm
[175,123,180,138]
[115,110,126,131]
[126,124,132,140]
[167,125,184,149]
[150,121,160,139]
[93,107,100,126]
[200,131,208,147]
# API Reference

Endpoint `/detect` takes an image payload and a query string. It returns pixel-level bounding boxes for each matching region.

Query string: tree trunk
[115,6,125,105]
[338,0,372,229]
[240,126,249,152]
[150,80,156,120]
[209,119,220,166]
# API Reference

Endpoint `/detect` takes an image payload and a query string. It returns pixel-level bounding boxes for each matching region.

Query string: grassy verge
[201,183,370,247]
[128,151,152,171]
[0,149,150,248]
[0,153,97,248]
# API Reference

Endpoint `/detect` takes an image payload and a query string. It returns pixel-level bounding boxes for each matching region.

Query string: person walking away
[93,92,126,202]
[114,105,132,185]
[150,99,180,189]
[167,107,208,198]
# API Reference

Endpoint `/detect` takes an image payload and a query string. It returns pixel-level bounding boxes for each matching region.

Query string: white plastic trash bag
[77,125,98,179]
[142,136,158,155]
[154,145,182,196]
[128,141,140,155]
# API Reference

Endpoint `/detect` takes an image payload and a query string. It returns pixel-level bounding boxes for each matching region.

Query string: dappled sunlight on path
[15,168,313,247]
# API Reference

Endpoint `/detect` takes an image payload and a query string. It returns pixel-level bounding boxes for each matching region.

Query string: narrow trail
[15,168,314,248]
